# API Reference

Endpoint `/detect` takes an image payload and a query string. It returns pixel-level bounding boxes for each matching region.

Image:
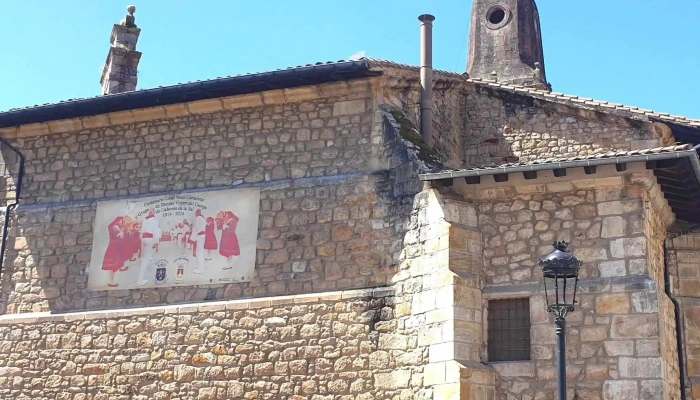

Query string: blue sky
[1,0,698,119]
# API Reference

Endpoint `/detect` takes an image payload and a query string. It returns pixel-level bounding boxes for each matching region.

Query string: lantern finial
[553,241,569,252]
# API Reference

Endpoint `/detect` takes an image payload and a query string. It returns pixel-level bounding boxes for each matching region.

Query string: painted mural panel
[87,188,260,291]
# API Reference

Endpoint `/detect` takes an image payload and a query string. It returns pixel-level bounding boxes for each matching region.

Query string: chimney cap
[418,14,435,22]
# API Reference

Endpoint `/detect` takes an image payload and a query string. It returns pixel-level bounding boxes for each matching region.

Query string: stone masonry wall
[5,176,402,314]
[644,187,680,400]
[15,83,381,205]
[670,233,700,399]
[475,175,671,399]
[463,85,661,168]
[479,177,647,286]
[0,79,422,314]
[0,288,407,400]
[382,82,466,169]
[391,188,497,400]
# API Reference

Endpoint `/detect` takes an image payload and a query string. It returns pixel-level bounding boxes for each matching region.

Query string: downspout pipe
[661,145,700,400]
[669,143,700,399]
[0,136,25,280]
[665,236,689,400]
[418,14,435,147]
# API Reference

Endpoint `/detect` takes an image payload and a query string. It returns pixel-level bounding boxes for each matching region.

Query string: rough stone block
[333,100,366,116]
[604,340,634,356]
[610,237,646,258]
[598,200,642,216]
[424,362,446,386]
[429,342,454,363]
[601,216,627,238]
[374,370,411,390]
[618,357,661,378]
[631,292,658,314]
[490,361,534,377]
[639,380,664,400]
[599,260,627,277]
[581,326,608,342]
[611,315,659,338]
[574,247,608,261]
[531,325,556,345]
[596,294,630,314]
[603,380,638,400]
[432,382,465,400]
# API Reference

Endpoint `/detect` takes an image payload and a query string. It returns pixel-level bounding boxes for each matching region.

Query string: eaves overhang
[0,60,378,129]
[420,147,700,224]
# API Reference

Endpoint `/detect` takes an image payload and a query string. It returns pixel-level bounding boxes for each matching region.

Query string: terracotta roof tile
[468,77,700,128]
[364,58,700,129]
[431,144,694,174]
[1,60,365,114]
[365,58,466,79]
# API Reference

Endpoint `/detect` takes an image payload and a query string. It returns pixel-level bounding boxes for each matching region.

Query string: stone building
[0,1,699,399]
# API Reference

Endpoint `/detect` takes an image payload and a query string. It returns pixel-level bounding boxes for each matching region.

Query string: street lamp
[539,241,582,400]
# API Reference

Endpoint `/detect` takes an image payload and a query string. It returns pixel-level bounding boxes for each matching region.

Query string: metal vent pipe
[418,14,435,146]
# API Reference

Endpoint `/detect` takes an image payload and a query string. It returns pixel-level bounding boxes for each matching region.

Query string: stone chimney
[100,5,142,95]
[467,0,550,90]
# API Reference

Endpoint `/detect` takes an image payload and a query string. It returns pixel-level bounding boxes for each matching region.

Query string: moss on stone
[389,110,441,165]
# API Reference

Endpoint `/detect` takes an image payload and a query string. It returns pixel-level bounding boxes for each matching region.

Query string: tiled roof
[365,58,700,129]
[419,143,700,225]
[420,144,695,179]
[0,60,377,128]
[467,77,700,129]
[365,58,467,79]
[1,60,365,114]
[1,56,698,133]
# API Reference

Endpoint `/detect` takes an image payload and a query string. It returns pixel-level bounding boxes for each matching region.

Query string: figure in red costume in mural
[204,216,218,260]
[120,219,142,272]
[102,216,127,287]
[218,211,241,270]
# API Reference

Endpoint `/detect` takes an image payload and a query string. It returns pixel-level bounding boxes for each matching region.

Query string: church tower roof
[467,0,550,90]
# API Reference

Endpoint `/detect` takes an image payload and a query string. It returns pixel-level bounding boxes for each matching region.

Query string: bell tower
[467,0,550,89]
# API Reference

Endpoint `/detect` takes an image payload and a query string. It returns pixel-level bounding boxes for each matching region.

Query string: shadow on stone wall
[464,85,658,168]
[0,142,23,315]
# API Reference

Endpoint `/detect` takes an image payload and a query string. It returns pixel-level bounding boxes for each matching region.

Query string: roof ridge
[428,143,694,173]
[363,58,700,127]
[2,56,699,132]
[0,59,370,115]
[364,58,467,79]
[469,78,700,127]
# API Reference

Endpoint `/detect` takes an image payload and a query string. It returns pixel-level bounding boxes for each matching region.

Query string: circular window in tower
[485,5,511,29]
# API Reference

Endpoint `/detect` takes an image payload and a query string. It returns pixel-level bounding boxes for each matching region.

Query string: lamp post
[539,241,582,400]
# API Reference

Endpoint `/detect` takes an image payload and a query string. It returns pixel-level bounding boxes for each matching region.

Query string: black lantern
[539,240,582,400]
[539,241,582,320]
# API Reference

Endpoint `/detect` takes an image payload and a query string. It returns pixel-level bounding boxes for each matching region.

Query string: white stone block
[618,357,661,378]
[601,216,627,238]
[610,237,646,258]
[599,260,626,277]
[490,361,535,377]
[332,100,366,116]
[603,380,638,400]
[604,340,634,356]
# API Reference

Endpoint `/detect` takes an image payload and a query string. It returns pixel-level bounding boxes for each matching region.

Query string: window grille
[487,298,531,362]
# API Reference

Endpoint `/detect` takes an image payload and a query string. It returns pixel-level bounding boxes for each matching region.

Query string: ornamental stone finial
[121,5,137,28]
